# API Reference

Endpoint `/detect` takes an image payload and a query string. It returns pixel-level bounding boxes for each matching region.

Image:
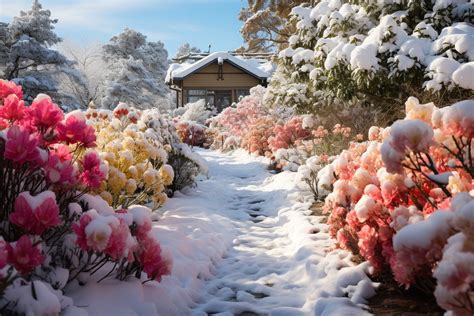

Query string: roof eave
[171,58,269,82]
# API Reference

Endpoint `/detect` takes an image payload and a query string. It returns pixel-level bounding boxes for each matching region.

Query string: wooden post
[176,89,179,108]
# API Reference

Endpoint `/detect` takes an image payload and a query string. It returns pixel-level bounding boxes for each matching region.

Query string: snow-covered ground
[69,149,376,315]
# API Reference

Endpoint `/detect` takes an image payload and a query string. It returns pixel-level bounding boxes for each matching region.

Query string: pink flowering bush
[0,81,171,315]
[241,116,275,156]
[268,116,311,152]
[175,120,208,147]
[208,86,273,152]
[319,96,474,314]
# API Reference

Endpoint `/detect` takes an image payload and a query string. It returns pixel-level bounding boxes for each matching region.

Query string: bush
[314,96,474,314]
[86,103,177,210]
[0,81,171,315]
[265,1,474,124]
[166,144,208,195]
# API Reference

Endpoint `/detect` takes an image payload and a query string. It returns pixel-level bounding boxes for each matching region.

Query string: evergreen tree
[101,28,170,111]
[0,0,79,106]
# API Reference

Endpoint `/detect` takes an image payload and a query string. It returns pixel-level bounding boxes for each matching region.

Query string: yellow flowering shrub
[85,103,179,210]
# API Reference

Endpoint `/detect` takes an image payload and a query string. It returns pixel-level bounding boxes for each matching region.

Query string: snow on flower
[3,125,40,165]
[79,150,107,189]
[10,191,61,235]
[25,94,64,132]
[7,235,44,275]
[57,114,96,147]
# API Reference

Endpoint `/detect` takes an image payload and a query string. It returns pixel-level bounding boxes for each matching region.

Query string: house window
[236,89,250,100]
[187,89,206,103]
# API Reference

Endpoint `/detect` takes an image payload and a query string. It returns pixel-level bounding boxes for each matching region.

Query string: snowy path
[70,149,374,315]
[157,149,374,316]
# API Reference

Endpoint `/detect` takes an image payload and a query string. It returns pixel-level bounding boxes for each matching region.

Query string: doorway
[214,90,232,112]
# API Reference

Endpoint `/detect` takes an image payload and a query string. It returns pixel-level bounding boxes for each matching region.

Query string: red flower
[56,115,96,147]
[44,152,76,185]
[7,235,44,275]
[72,213,93,251]
[80,151,107,189]
[104,218,131,260]
[139,235,171,281]
[0,80,23,100]
[4,125,40,165]
[10,191,61,235]
[0,94,26,122]
[25,95,63,132]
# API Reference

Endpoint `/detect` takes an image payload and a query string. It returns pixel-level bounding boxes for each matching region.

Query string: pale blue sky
[0,0,247,57]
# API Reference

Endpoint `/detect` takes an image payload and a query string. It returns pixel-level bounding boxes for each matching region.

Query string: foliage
[266,0,474,121]
[207,86,362,171]
[238,0,307,52]
[166,147,201,195]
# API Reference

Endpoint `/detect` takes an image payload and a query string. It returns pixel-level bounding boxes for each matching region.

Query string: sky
[0,0,247,57]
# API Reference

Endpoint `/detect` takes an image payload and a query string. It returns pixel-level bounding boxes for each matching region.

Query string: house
[166,52,273,112]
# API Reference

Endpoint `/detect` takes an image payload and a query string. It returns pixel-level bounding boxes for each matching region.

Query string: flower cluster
[314,96,473,314]
[86,104,177,209]
[207,86,361,171]
[0,81,171,315]
[175,120,208,147]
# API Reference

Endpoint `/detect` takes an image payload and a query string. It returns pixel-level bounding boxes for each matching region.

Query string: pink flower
[52,144,72,161]
[0,94,26,122]
[80,151,107,189]
[387,119,434,153]
[358,225,382,271]
[139,236,171,281]
[4,125,40,165]
[25,95,63,132]
[10,191,61,235]
[72,213,93,251]
[7,235,44,275]
[44,152,76,185]
[0,80,23,100]
[104,218,131,260]
[436,100,474,138]
[0,237,8,269]
[56,115,96,147]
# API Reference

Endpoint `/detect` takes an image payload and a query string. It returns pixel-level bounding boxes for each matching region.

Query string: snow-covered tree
[0,1,79,105]
[101,28,171,111]
[266,0,474,119]
[238,0,307,52]
[174,42,201,62]
[58,40,108,108]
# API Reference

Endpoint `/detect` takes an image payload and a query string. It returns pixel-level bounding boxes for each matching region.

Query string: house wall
[182,62,262,88]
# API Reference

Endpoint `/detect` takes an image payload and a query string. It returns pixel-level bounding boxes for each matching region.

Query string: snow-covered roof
[166,52,273,83]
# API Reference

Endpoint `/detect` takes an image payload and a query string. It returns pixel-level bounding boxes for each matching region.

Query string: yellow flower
[122,137,135,151]
[100,191,113,205]
[125,179,137,194]
[109,171,127,193]
[128,166,138,179]
[159,164,174,186]
[143,169,158,186]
